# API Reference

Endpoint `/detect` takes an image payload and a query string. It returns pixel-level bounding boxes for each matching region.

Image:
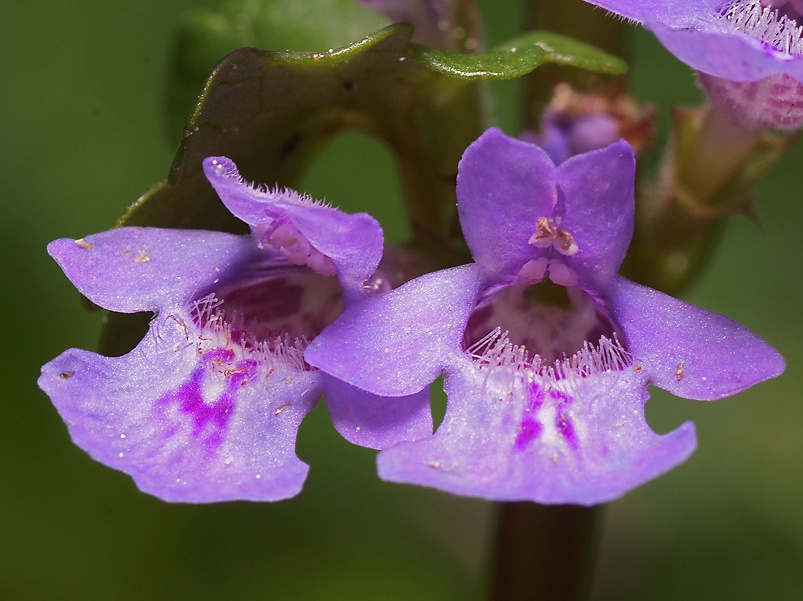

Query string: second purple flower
[306,128,785,505]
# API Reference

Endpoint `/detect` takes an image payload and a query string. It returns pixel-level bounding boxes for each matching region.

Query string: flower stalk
[491,3,629,597]
[622,103,790,293]
[491,503,603,601]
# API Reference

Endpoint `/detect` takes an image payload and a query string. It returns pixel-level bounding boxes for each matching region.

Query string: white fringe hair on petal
[466,326,632,393]
[718,0,803,55]
[184,293,309,372]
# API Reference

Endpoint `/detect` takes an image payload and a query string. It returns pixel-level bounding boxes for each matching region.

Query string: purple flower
[360,0,446,46]
[38,157,431,503]
[584,0,803,128]
[306,128,784,505]
[526,83,654,165]
[359,0,481,50]
[531,113,621,165]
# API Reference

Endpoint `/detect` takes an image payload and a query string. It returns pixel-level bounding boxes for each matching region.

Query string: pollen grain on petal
[74,238,94,251]
[134,249,151,263]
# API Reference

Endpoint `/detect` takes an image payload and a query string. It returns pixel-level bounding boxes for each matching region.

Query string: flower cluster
[584,0,803,128]
[40,133,783,505]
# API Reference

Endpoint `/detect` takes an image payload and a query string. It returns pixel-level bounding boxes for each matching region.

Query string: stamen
[554,231,579,256]
[268,223,311,263]
[529,217,556,248]
[517,258,549,284]
[546,261,578,287]
[527,216,580,257]
[719,0,803,55]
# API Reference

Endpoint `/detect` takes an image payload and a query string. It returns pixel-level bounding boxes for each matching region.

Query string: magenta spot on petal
[204,347,235,363]
[556,409,579,451]
[515,383,545,451]
[158,352,255,451]
[526,382,545,411]
[515,416,543,452]
[178,376,233,448]
[549,388,572,404]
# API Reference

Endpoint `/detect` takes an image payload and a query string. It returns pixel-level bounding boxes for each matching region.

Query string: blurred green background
[2,1,801,599]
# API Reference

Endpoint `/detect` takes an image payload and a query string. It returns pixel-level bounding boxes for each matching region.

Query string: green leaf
[167,0,389,139]
[108,23,488,355]
[120,23,484,237]
[414,30,628,80]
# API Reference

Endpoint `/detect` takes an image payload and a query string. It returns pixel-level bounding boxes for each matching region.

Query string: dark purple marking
[769,97,791,109]
[526,382,545,412]
[157,354,256,451]
[211,268,344,343]
[556,409,579,451]
[515,383,545,451]
[175,372,233,449]
[514,416,543,452]
[549,388,573,404]
[222,277,304,322]
[203,347,235,363]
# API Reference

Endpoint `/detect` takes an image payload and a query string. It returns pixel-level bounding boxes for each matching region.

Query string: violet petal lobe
[305,264,484,397]
[377,357,697,505]
[203,156,383,297]
[457,128,558,281]
[584,0,803,83]
[650,25,803,83]
[556,140,635,291]
[47,228,254,313]
[581,0,710,25]
[608,276,785,399]
[202,156,284,226]
[39,310,319,503]
[323,375,433,450]
[278,201,384,292]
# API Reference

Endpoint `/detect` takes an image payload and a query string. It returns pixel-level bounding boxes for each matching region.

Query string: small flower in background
[584,0,803,129]
[359,0,482,51]
[307,128,784,505]
[527,83,654,165]
[38,157,431,503]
